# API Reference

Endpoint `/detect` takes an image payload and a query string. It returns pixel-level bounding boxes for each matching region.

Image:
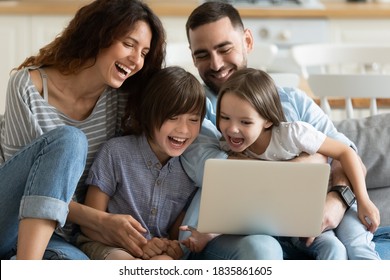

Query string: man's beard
[204,78,220,96]
[203,56,248,95]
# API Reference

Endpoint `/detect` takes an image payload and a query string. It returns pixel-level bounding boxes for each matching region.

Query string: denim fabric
[43,233,89,260]
[187,234,283,260]
[334,203,380,259]
[0,126,87,259]
[279,230,348,260]
[373,226,390,260]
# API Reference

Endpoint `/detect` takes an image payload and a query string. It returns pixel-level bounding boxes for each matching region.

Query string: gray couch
[335,113,390,226]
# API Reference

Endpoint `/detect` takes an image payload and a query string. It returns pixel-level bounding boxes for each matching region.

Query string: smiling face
[219,91,272,153]
[97,20,152,88]
[188,17,253,93]
[149,113,202,164]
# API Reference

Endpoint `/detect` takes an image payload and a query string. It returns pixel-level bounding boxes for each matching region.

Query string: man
[180,1,389,260]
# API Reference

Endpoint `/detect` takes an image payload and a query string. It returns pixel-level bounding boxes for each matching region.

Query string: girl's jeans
[0,126,88,259]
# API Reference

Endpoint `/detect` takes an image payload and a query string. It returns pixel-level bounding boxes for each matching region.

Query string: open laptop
[197,159,330,237]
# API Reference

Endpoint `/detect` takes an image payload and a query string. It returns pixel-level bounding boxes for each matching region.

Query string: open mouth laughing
[228,136,245,150]
[115,62,133,78]
[169,136,188,149]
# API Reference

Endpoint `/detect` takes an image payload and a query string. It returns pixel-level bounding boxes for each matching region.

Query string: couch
[335,113,390,226]
[0,113,389,225]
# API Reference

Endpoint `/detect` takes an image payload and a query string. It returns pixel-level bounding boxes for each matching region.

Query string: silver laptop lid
[197,159,330,237]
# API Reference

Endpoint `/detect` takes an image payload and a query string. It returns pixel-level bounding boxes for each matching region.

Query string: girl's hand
[357,199,380,233]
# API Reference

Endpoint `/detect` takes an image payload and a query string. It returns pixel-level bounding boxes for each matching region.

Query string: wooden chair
[308,74,390,119]
[291,43,390,119]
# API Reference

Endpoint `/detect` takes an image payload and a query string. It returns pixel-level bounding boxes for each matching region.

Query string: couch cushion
[335,113,390,226]
[335,113,390,190]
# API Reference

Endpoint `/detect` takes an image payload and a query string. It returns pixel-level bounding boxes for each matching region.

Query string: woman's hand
[72,187,148,258]
[98,213,148,257]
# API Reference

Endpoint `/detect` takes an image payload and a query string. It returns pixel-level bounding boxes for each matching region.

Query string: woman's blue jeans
[0,126,88,259]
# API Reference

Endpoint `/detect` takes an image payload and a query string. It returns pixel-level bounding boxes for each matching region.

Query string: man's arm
[326,153,366,229]
[181,119,227,187]
[324,160,349,229]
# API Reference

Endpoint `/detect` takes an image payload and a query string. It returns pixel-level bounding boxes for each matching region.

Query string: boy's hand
[141,237,169,260]
[165,240,183,260]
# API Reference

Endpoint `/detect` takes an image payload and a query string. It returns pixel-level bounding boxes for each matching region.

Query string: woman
[0,0,165,260]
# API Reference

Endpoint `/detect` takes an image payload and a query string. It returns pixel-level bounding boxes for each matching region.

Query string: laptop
[197,159,330,237]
